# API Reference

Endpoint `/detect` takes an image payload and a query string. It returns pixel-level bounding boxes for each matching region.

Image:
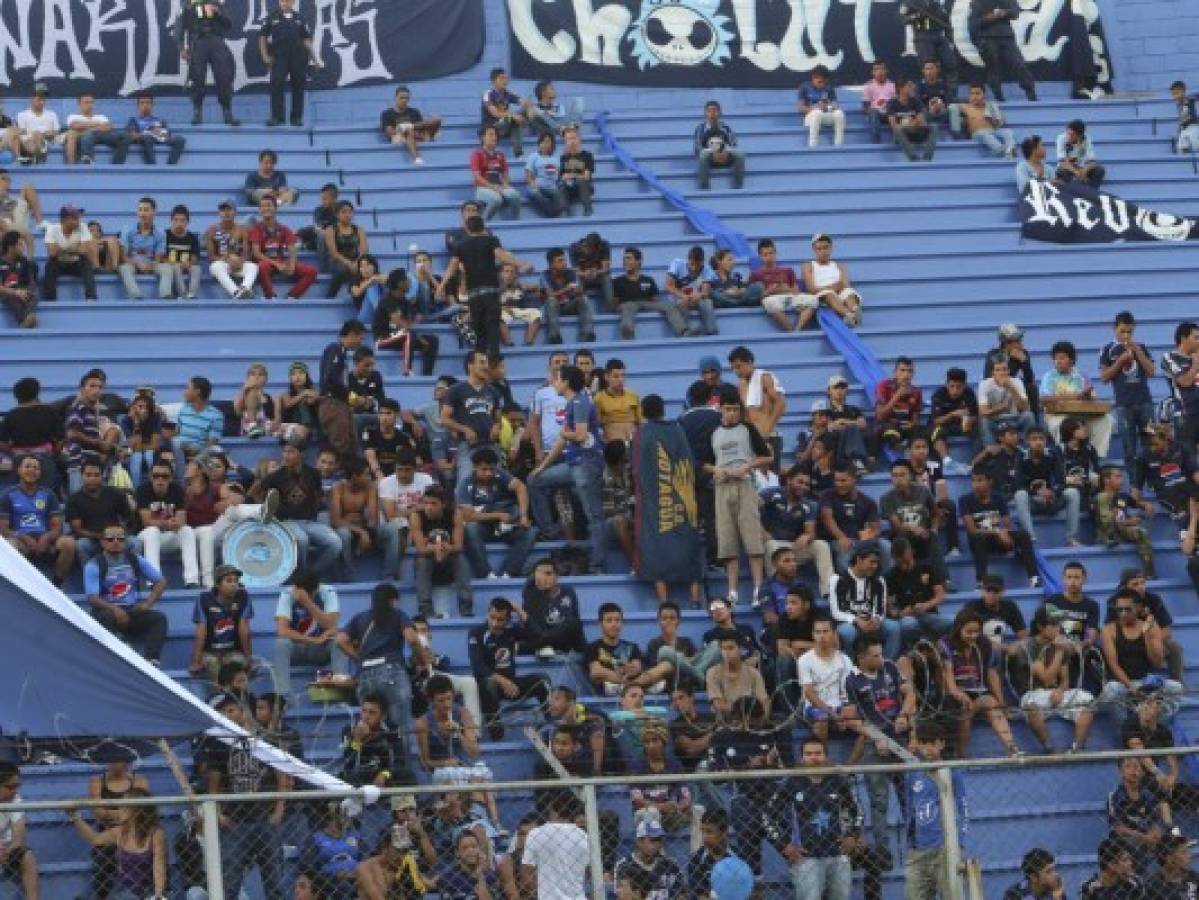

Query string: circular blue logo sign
[222,520,298,589]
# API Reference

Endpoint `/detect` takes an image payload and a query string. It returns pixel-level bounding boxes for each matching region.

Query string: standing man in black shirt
[438,215,533,359]
[442,350,501,490]
[317,319,366,461]
[969,0,1037,102]
[258,0,317,127]
[177,0,240,126]
[903,0,957,97]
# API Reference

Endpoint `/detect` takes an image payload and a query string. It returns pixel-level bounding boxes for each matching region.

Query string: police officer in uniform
[970,0,1037,102]
[259,0,319,127]
[902,0,958,98]
[177,0,241,126]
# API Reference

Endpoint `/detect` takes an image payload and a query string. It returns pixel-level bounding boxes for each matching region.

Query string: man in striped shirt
[172,375,225,470]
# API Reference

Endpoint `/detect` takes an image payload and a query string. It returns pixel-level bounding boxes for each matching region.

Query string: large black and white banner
[1021,180,1199,244]
[507,0,1112,88]
[0,0,483,97]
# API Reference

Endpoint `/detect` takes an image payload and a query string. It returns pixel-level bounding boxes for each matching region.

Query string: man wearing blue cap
[614,817,684,899]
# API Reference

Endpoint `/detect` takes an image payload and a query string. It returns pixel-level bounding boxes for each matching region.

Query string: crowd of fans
[2,47,1199,900]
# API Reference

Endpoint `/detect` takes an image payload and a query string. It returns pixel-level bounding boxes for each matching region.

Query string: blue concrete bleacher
[4,0,1199,895]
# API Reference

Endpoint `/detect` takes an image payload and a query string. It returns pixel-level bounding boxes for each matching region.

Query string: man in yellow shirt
[595,358,642,443]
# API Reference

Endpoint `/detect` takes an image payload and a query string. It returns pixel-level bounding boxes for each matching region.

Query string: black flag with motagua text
[632,419,703,584]
[1020,179,1199,244]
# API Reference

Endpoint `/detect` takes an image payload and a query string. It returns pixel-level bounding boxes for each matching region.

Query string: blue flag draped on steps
[632,420,703,584]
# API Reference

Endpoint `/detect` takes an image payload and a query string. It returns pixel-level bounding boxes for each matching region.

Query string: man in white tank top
[799,233,863,326]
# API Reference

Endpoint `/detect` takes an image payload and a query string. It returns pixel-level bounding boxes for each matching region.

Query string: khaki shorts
[715,478,764,560]
[502,307,542,324]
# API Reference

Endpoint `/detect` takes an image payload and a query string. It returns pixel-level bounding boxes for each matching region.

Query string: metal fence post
[581,783,606,900]
[200,798,225,900]
[933,768,965,900]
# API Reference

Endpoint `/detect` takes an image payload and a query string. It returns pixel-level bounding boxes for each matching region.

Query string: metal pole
[581,783,606,900]
[200,798,225,900]
[933,768,965,900]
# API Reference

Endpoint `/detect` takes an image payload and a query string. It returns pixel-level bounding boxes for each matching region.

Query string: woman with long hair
[234,362,276,438]
[68,787,167,900]
[119,390,163,487]
[277,361,319,443]
[183,458,221,587]
[939,608,1022,757]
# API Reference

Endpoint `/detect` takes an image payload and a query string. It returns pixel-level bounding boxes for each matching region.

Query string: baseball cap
[698,355,721,374]
[32,82,48,96]
[390,794,417,812]
[636,819,666,839]
[59,204,83,218]
[217,198,236,210]
[996,421,1019,434]
[997,322,1024,341]
[811,232,832,245]
[213,564,242,583]
[827,375,848,389]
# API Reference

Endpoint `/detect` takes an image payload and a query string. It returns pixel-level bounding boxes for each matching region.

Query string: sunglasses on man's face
[102,534,125,543]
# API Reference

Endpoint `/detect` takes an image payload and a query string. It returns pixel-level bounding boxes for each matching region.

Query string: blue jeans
[680,296,718,335]
[657,640,722,685]
[1116,402,1154,473]
[475,185,521,220]
[972,127,1015,156]
[1013,487,1081,543]
[530,458,605,572]
[697,148,745,188]
[357,282,382,325]
[791,856,851,900]
[837,619,901,659]
[710,282,764,308]
[221,821,284,900]
[359,661,413,761]
[464,519,538,577]
[527,185,563,217]
[271,637,347,697]
[282,519,342,576]
[378,519,405,579]
[979,412,1035,446]
[899,612,953,647]
[127,449,156,488]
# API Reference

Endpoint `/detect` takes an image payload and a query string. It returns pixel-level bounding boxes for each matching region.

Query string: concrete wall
[1097,0,1199,93]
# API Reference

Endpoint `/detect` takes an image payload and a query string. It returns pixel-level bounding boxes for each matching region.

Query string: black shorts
[0,846,27,879]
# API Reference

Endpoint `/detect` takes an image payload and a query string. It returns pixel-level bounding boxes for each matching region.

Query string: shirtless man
[328,457,379,576]
[357,823,429,899]
[729,344,786,466]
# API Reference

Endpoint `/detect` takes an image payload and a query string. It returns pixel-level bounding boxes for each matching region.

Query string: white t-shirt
[524,821,590,900]
[16,108,59,134]
[531,383,568,452]
[66,113,111,129]
[977,377,1027,416]
[797,648,852,707]
[45,223,92,254]
[0,796,23,847]
[378,471,434,524]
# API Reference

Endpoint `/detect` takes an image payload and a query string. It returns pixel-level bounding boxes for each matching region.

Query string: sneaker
[946,548,961,559]
[234,286,253,299]
[1028,575,1041,589]
[261,487,280,523]
[486,572,501,581]
[18,312,36,328]
[726,590,739,607]
[78,155,93,165]
[413,157,425,165]
[536,646,558,660]
[1006,744,1025,759]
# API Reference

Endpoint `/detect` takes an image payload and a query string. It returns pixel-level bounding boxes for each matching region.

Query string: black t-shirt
[0,403,63,447]
[957,492,1006,531]
[66,487,131,533]
[380,107,423,133]
[1146,871,1199,900]
[645,635,697,666]
[930,386,979,421]
[164,230,201,265]
[964,598,1027,638]
[612,273,657,304]
[701,623,760,661]
[584,637,642,681]
[454,234,501,289]
[1119,717,1173,750]
[135,481,185,522]
[207,738,274,821]
[776,614,815,644]
[261,464,323,520]
[347,371,385,409]
[0,256,35,291]
[559,150,595,182]
[345,608,413,665]
[363,425,415,476]
[1039,594,1101,642]
[445,381,497,444]
[886,562,941,613]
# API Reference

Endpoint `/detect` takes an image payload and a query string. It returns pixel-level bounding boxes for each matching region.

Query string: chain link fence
[2,741,1197,899]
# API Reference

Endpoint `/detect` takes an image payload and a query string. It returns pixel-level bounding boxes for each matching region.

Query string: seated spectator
[1100,587,1182,713]
[952,84,1016,157]
[84,524,168,665]
[323,200,368,299]
[410,484,473,618]
[1013,425,1082,546]
[125,92,185,165]
[1171,79,1199,154]
[1131,423,1193,520]
[761,466,834,597]
[0,454,74,585]
[612,245,689,340]
[875,357,923,452]
[558,125,594,216]
[798,66,845,146]
[1108,756,1173,876]
[752,237,814,331]
[0,228,37,327]
[524,131,563,217]
[271,570,343,700]
[1096,466,1157,578]
[118,390,162,488]
[436,831,502,900]
[706,248,763,309]
[520,557,587,657]
[328,457,382,578]
[116,197,169,300]
[665,245,718,336]
[372,271,442,376]
[959,466,1040,588]
[1110,568,1184,682]
[540,246,594,344]
[1041,340,1114,456]
[819,465,891,572]
[244,149,297,206]
[414,674,491,784]
[1081,837,1144,897]
[707,633,769,720]
[164,204,201,300]
[188,563,254,683]
[1055,118,1105,188]
[1003,848,1064,900]
[136,461,201,587]
[338,693,405,787]
[496,261,542,345]
[965,573,1028,653]
[68,459,139,566]
[978,354,1035,445]
[65,92,128,164]
[628,726,691,833]
[568,229,616,314]
[1040,559,1101,647]
[204,198,258,299]
[356,805,434,895]
[301,182,340,264]
[259,437,342,576]
[300,802,364,898]
[638,602,697,693]
[471,124,522,220]
[354,257,393,335]
[886,536,952,647]
[797,616,853,741]
[481,66,531,157]
[465,599,549,738]
[586,601,644,695]
[1019,607,1095,753]
[380,84,442,165]
[862,61,897,143]
[987,322,1042,416]
[529,78,582,138]
[940,608,1022,757]
[172,375,224,465]
[457,447,536,579]
[694,99,745,190]
[706,388,772,604]
[767,585,817,713]
[1015,135,1056,194]
[15,84,59,163]
[888,77,938,161]
[276,362,319,444]
[928,367,978,468]
[918,59,953,128]
[798,233,863,327]
[830,543,901,657]
[1061,415,1101,507]
[249,195,318,299]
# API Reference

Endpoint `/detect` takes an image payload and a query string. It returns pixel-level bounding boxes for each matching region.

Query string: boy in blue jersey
[904,722,967,899]
[0,454,75,584]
